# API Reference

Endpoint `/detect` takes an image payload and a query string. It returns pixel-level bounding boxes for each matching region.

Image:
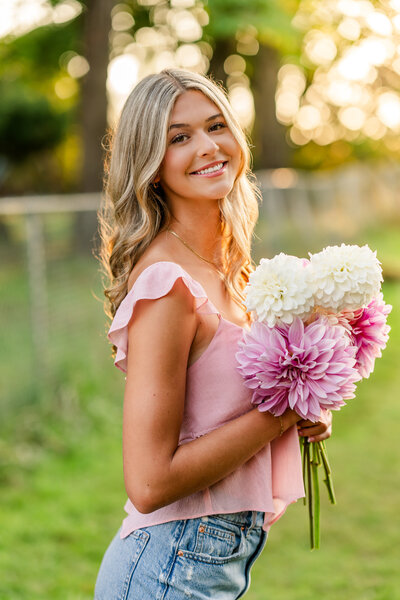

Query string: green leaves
[0,82,68,162]
[204,0,301,53]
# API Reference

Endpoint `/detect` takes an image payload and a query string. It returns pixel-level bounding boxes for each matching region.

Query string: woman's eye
[210,122,226,131]
[171,133,188,144]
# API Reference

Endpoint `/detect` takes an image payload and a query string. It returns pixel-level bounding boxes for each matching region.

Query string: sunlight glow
[337,0,374,18]
[337,18,361,40]
[304,33,337,65]
[107,54,139,97]
[313,124,338,145]
[279,0,400,147]
[53,0,82,25]
[171,0,196,7]
[175,43,202,68]
[224,54,246,75]
[365,12,393,36]
[153,50,176,71]
[296,105,322,130]
[277,64,307,94]
[393,14,400,31]
[236,28,259,56]
[228,85,254,129]
[169,10,202,42]
[359,37,395,65]
[289,127,312,146]
[0,0,82,38]
[276,91,300,124]
[112,11,134,32]
[135,27,163,47]
[0,0,51,37]
[67,55,90,78]
[339,106,367,129]
[337,47,372,80]
[363,116,387,138]
[377,91,400,129]
[270,168,299,188]
[326,80,357,106]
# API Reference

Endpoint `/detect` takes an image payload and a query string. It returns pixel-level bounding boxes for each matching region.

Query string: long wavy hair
[99,68,260,320]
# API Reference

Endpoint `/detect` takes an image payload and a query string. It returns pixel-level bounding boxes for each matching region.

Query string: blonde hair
[99,68,260,320]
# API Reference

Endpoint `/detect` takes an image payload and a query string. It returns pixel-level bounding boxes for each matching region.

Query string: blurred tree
[0,81,67,163]
[75,0,115,250]
[205,0,302,168]
[0,12,81,193]
[80,0,115,194]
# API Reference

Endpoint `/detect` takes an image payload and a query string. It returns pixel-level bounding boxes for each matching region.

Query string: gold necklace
[166,228,225,280]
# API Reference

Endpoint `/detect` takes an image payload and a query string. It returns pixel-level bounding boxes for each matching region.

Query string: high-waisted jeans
[94,511,267,599]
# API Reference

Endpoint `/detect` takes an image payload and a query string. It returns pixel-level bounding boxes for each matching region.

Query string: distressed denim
[94,511,267,599]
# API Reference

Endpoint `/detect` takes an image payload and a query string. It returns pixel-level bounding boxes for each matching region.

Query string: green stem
[301,437,307,506]
[318,441,336,505]
[311,443,320,549]
[305,441,315,549]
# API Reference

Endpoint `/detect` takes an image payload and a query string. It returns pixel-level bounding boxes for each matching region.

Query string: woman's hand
[297,409,332,443]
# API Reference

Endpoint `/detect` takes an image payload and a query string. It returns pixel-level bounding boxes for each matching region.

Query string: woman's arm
[123,279,301,514]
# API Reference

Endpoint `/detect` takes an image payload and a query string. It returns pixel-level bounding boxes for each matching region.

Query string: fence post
[25,213,49,387]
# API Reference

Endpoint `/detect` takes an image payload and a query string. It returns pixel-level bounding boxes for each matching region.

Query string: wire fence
[1,162,400,408]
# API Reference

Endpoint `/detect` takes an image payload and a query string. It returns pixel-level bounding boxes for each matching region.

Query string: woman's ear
[152,175,161,189]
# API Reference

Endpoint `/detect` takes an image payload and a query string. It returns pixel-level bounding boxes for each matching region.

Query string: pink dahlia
[236,317,360,422]
[341,293,391,378]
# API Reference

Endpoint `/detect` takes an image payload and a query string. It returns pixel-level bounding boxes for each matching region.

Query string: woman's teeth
[193,162,224,175]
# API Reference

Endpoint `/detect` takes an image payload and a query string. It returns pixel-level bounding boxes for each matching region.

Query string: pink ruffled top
[108,261,304,538]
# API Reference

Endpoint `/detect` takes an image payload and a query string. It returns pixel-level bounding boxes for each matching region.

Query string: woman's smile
[189,160,228,177]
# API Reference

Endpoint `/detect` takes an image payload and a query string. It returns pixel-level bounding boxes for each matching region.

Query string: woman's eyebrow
[168,113,223,131]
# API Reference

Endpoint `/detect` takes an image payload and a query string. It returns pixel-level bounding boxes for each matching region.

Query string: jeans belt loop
[249,511,257,531]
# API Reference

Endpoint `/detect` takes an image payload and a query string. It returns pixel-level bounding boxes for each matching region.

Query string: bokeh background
[1,1,399,598]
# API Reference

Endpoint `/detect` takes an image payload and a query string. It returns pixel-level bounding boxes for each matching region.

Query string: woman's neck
[167,209,224,268]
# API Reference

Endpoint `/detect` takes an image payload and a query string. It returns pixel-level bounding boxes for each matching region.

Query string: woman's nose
[196,131,219,156]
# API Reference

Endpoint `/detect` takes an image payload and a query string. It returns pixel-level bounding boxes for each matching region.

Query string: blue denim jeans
[94,511,267,599]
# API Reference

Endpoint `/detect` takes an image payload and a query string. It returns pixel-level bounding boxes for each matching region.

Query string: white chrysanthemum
[245,254,315,327]
[309,244,382,312]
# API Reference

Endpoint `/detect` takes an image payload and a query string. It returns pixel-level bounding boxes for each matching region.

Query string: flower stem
[305,441,315,549]
[311,442,320,549]
[318,441,336,505]
[301,438,336,549]
[301,437,307,506]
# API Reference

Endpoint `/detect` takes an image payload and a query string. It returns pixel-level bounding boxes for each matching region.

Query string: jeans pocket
[179,516,245,565]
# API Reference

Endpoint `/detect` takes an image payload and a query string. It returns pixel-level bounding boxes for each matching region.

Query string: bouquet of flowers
[236,244,391,549]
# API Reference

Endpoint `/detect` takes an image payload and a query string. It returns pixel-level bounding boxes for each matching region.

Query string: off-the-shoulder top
[108,261,304,538]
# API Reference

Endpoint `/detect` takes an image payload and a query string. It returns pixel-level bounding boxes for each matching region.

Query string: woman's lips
[190,161,228,177]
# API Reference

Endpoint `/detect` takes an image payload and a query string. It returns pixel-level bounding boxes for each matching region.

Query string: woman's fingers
[297,410,332,442]
[298,423,325,436]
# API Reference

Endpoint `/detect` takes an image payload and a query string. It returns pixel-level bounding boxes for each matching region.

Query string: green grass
[0,224,399,599]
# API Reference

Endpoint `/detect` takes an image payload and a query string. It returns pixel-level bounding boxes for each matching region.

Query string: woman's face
[157,90,242,207]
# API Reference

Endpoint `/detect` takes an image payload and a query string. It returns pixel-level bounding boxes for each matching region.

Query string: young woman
[95,68,332,599]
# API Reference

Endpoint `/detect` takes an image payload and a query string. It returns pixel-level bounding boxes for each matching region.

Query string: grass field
[0,222,399,599]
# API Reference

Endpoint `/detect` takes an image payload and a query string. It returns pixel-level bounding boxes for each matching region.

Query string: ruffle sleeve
[108,261,219,372]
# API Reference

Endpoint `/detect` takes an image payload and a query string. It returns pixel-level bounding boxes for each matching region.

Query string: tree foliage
[0,81,67,162]
[205,0,301,53]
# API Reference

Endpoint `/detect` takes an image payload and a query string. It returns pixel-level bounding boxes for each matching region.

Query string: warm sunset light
[0,0,81,38]
[277,0,400,147]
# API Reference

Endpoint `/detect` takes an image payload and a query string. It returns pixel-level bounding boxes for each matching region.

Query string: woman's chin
[191,180,235,200]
